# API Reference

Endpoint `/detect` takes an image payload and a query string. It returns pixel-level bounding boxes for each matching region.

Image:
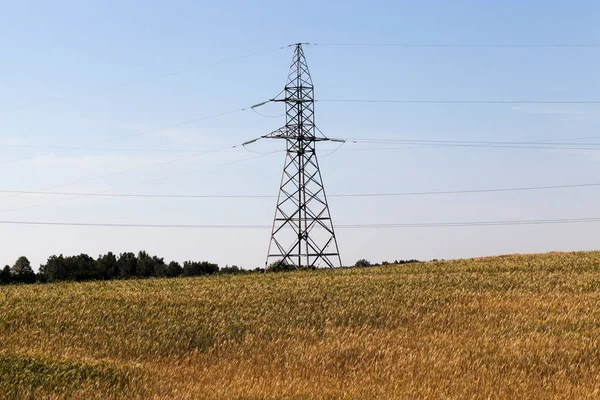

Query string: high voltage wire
[347,138,600,146]
[0,139,279,211]
[0,107,252,166]
[2,216,600,229]
[337,138,600,151]
[1,42,595,116]
[0,143,201,153]
[349,217,600,227]
[0,145,237,202]
[0,45,287,114]
[115,149,282,191]
[332,183,600,197]
[0,182,598,199]
[317,99,600,104]
[8,41,592,116]
[4,135,600,154]
[0,150,282,214]
[244,128,600,152]
[311,43,600,48]
[4,127,588,208]
[338,145,600,152]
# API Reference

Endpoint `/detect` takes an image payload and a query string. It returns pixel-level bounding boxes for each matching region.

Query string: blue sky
[1,1,600,269]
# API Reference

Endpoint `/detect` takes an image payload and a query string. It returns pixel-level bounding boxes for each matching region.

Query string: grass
[1,251,600,398]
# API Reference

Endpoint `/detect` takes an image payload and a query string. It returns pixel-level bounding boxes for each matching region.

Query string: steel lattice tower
[264,43,342,268]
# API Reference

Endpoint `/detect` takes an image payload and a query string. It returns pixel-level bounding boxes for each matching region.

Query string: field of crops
[1,251,600,399]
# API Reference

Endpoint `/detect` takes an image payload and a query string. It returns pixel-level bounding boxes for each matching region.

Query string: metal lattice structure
[264,43,342,268]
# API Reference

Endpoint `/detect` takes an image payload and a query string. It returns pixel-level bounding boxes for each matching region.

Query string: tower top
[285,43,314,91]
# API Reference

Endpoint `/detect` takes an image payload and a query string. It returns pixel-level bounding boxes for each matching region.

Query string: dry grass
[2,251,600,399]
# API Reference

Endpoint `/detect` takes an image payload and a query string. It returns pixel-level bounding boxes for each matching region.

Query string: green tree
[221,265,241,274]
[117,252,137,278]
[266,259,296,272]
[136,251,166,277]
[96,252,118,279]
[0,265,12,284]
[152,256,167,277]
[39,255,65,282]
[137,251,154,277]
[182,261,219,276]
[11,256,36,283]
[354,259,371,268]
[69,254,97,281]
[40,254,103,282]
[166,261,182,277]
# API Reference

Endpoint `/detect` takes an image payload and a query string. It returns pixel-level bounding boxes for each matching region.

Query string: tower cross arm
[261,127,331,142]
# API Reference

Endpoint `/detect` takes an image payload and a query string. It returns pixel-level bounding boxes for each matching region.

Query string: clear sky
[1,1,600,269]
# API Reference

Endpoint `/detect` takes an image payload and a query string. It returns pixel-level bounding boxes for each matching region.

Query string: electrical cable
[242,145,284,155]
[0,150,284,214]
[114,149,283,192]
[346,138,600,146]
[317,99,600,105]
[251,107,285,118]
[0,45,287,114]
[0,181,597,199]
[0,143,200,153]
[336,137,600,151]
[2,216,600,229]
[339,143,600,151]
[311,43,600,48]
[0,145,237,202]
[0,107,252,166]
[341,217,600,227]
[7,134,600,154]
[320,141,346,158]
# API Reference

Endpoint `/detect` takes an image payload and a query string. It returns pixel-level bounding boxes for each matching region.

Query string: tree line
[0,253,421,286]
[0,251,247,285]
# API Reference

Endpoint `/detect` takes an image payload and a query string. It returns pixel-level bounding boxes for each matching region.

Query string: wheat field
[1,251,600,399]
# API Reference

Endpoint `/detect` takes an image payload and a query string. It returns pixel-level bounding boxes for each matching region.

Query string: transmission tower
[263,43,342,268]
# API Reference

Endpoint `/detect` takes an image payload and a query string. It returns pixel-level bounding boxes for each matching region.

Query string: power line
[0,145,236,202]
[0,181,597,200]
[242,117,600,153]
[347,138,600,146]
[347,217,600,227]
[0,141,274,211]
[83,150,282,205]
[0,220,269,229]
[320,140,347,158]
[2,216,600,229]
[335,138,600,151]
[0,150,283,214]
[251,107,285,119]
[343,144,600,151]
[312,42,600,48]
[318,99,600,105]
[0,45,287,114]
[0,143,201,153]
[335,145,600,153]
[0,190,270,198]
[0,107,252,166]
[5,135,600,154]
[331,182,600,197]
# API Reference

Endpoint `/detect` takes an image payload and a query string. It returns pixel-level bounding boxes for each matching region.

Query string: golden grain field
[1,251,600,399]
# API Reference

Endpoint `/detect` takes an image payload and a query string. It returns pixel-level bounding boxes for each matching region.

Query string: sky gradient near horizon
[1,1,600,269]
